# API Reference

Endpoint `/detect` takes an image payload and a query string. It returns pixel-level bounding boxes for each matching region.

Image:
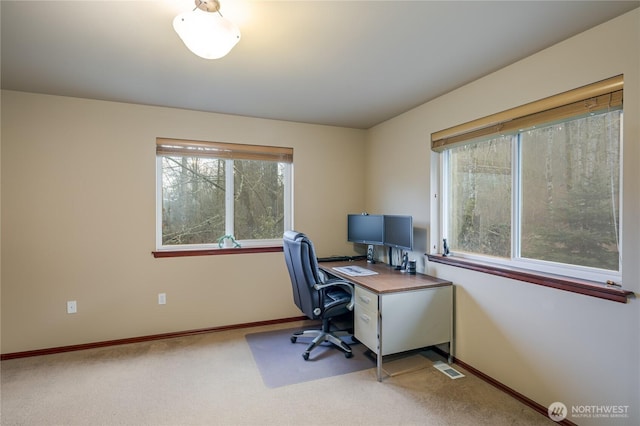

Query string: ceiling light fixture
[173,0,241,60]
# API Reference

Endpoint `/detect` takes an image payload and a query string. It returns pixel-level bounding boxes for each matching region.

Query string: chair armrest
[314,280,355,311]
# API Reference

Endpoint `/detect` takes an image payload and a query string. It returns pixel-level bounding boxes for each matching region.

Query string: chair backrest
[283,230,323,319]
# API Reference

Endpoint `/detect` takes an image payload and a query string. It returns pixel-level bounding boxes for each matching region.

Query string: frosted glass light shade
[173,9,241,59]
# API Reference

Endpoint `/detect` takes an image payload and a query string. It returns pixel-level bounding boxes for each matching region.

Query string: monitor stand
[389,246,407,270]
[389,246,398,269]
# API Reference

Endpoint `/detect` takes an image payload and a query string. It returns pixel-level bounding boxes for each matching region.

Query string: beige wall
[367,9,639,425]
[0,92,366,353]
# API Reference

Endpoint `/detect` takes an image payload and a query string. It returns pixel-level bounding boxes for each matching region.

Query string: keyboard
[317,256,352,262]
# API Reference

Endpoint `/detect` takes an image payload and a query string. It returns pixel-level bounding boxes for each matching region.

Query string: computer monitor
[383,215,413,250]
[347,214,384,245]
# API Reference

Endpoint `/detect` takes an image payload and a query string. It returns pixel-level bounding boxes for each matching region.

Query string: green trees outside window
[446,109,621,274]
[157,139,292,248]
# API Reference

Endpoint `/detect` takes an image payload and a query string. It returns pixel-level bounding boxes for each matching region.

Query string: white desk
[320,260,453,381]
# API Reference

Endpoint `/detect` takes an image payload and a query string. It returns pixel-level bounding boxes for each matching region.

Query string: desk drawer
[354,286,379,353]
[355,287,378,311]
[354,305,378,354]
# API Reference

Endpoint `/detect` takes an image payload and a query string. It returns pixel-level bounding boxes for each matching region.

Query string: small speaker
[367,245,375,263]
[406,260,416,275]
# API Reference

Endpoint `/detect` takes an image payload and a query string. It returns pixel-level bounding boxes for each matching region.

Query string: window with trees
[433,76,623,282]
[156,138,293,250]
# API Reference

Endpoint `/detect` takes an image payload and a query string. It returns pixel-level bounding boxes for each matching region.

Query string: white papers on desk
[332,265,378,277]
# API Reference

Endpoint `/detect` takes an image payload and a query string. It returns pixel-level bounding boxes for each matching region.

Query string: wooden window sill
[153,246,283,258]
[426,254,634,304]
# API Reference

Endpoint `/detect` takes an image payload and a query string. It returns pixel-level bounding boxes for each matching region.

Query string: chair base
[290,329,353,360]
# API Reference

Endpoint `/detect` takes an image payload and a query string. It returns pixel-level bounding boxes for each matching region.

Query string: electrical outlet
[158,293,166,305]
[67,300,77,314]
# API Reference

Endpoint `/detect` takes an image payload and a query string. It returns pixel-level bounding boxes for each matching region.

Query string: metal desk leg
[448,285,454,364]
[376,295,383,382]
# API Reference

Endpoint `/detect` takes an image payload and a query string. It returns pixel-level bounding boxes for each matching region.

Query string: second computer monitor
[383,215,413,250]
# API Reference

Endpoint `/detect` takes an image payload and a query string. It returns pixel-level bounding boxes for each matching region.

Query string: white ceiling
[2,0,638,129]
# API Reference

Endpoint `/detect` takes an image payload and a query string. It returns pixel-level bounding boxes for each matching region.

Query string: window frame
[440,118,622,284]
[154,138,293,255]
[431,76,632,302]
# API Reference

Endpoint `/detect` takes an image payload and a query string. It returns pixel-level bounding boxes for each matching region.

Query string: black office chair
[283,230,355,360]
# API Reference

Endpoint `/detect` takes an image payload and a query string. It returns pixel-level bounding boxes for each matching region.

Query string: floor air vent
[433,361,465,379]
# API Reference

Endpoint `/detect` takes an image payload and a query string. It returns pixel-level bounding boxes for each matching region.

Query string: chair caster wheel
[302,352,310,360]
[345,352,353,359]
[290,336,297,343]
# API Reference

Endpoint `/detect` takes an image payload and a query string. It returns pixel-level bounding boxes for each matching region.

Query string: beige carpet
[0,321,554,425]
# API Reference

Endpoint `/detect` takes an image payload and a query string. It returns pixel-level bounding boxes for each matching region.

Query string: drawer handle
[359,295,371,304]
[359,314,370,323]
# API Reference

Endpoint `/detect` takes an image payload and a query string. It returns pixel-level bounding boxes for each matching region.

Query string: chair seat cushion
[324,288,351,307]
